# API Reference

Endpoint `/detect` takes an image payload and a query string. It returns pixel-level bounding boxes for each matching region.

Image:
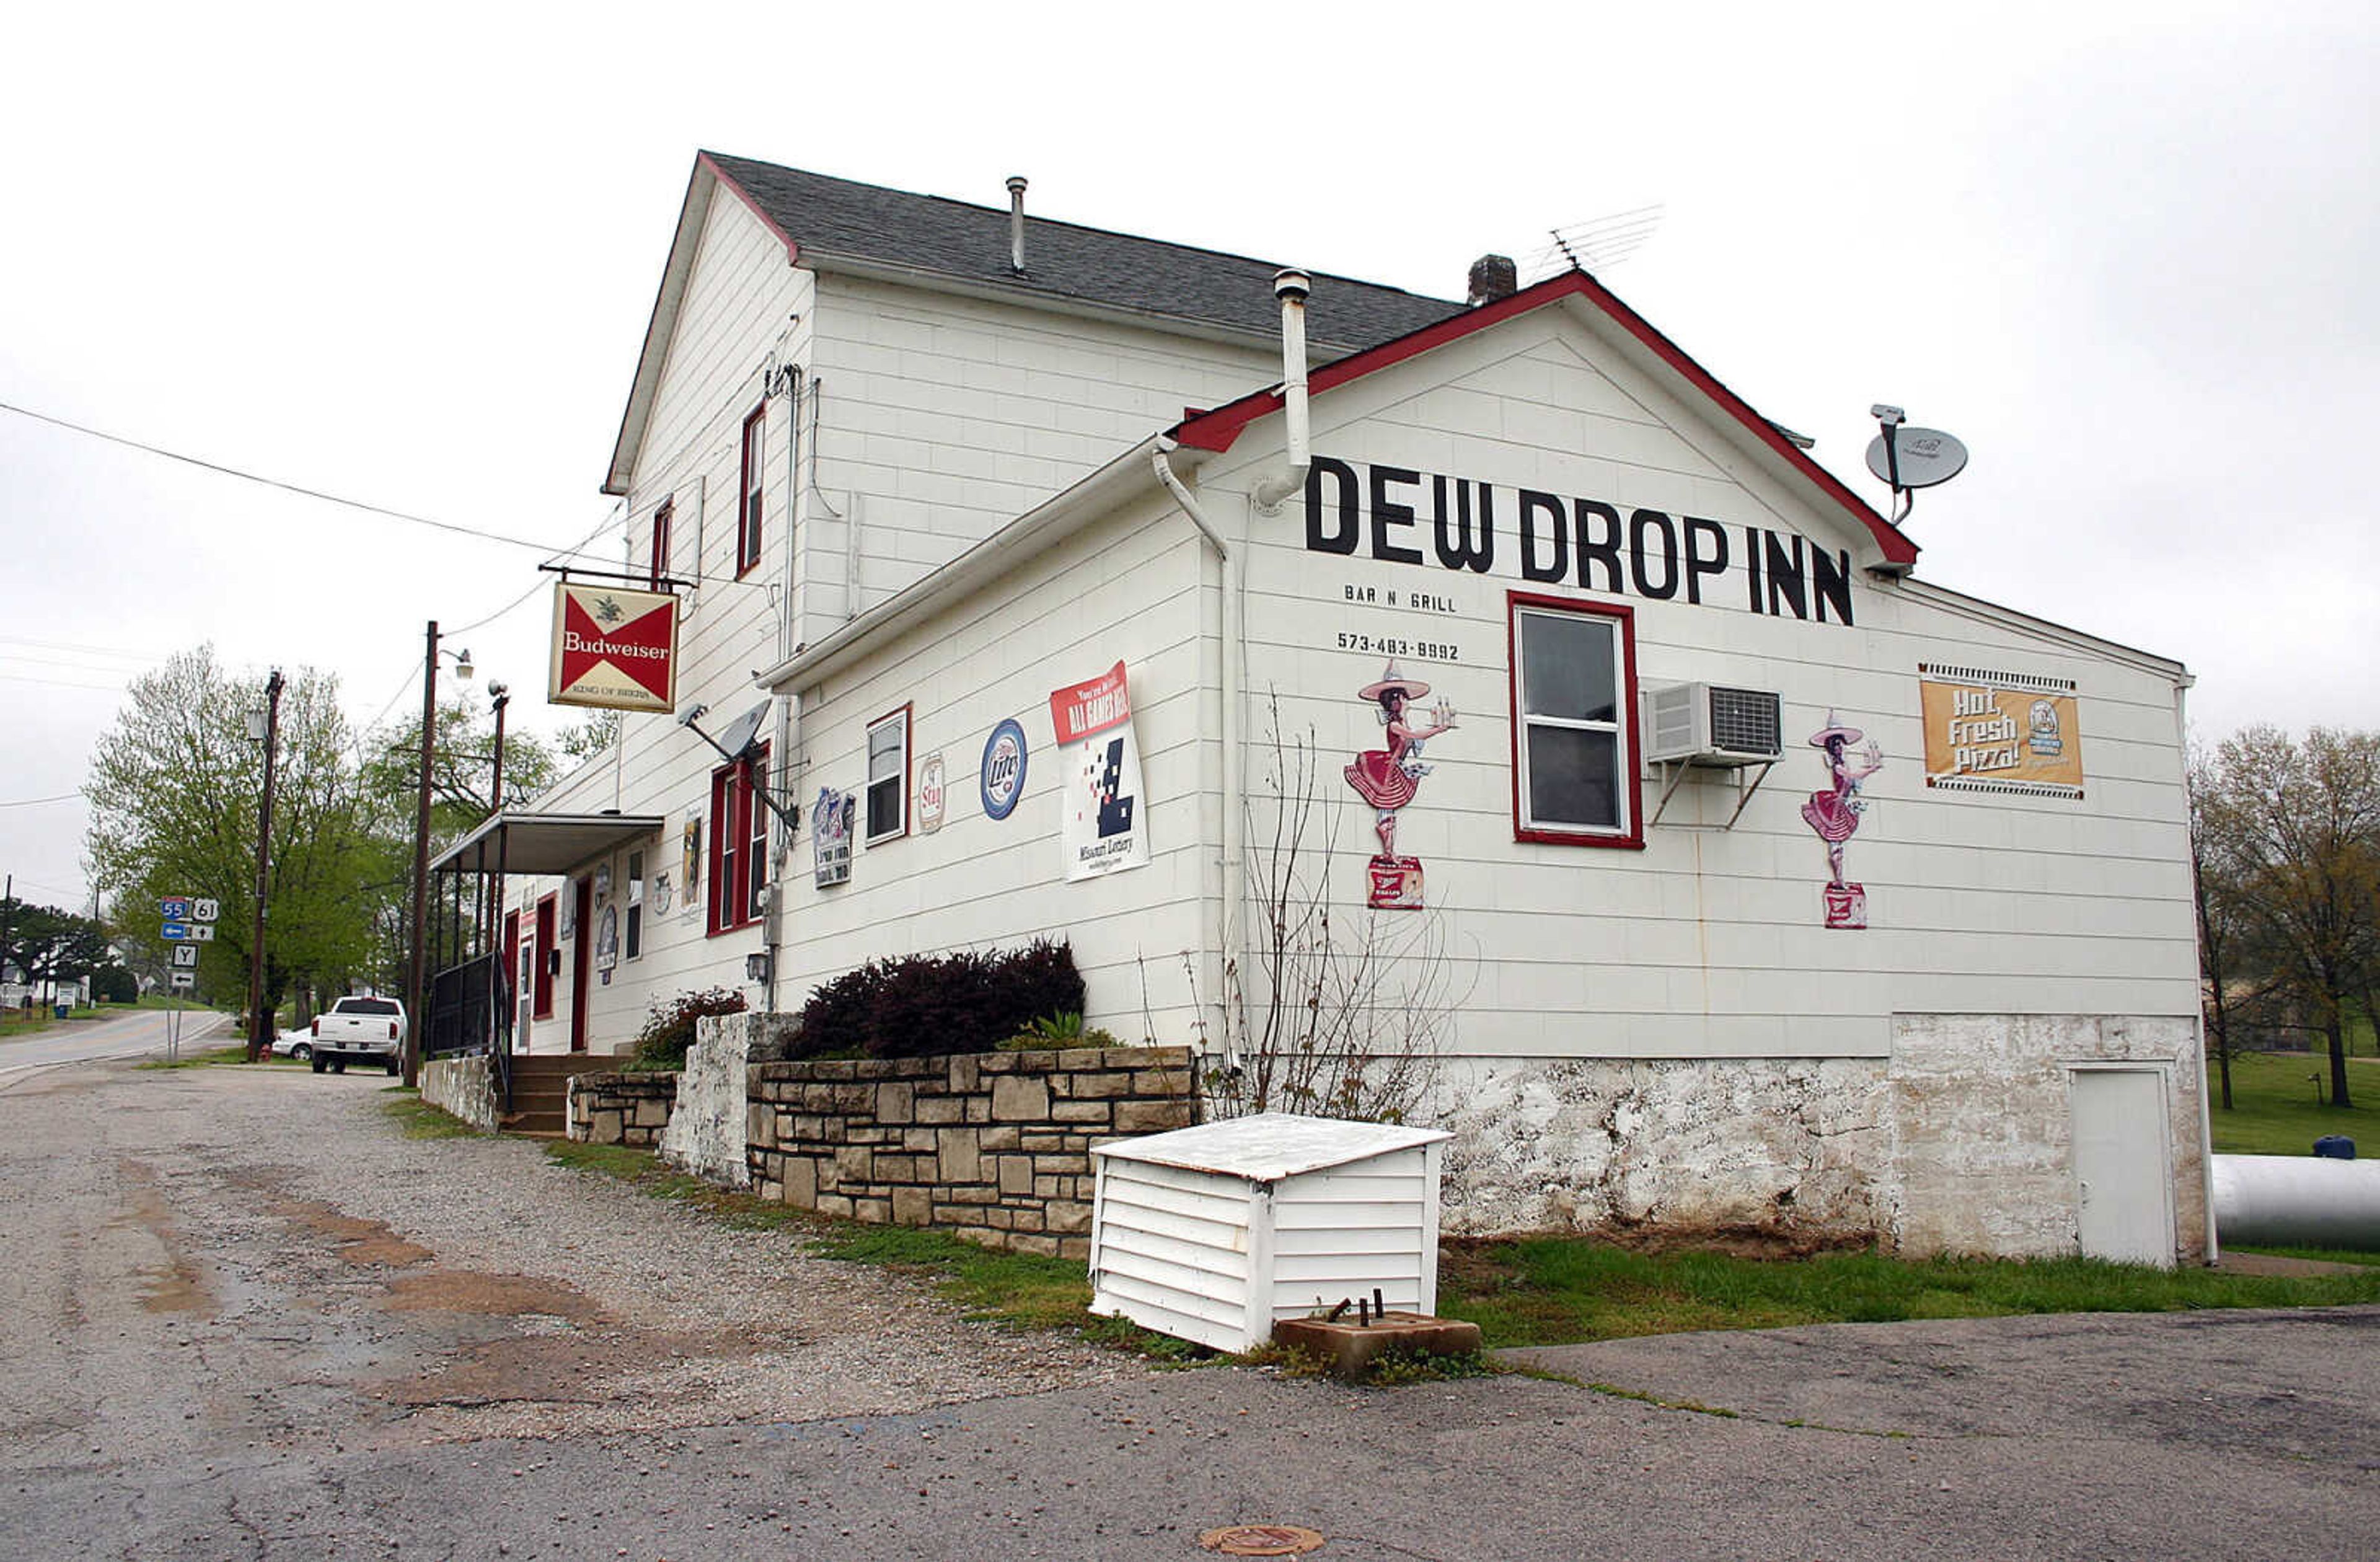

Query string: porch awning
[430,811,664,876]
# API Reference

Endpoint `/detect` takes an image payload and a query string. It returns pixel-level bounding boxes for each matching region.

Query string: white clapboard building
[464,151,2207,1264]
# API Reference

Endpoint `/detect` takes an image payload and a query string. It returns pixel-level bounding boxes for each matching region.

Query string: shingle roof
[703,152,1465,350]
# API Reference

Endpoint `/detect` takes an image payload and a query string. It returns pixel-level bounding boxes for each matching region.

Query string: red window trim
[649,498,674,588]
[1506,588,1646,850]
[532,893,558,1017]
[707,742,770,936]
[864,703,913,846]
[736,404,766,578]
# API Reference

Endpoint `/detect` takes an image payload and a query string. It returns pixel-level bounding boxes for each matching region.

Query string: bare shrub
[1186,698,1471,1125]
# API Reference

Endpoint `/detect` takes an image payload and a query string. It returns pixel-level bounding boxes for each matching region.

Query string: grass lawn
[2205,1048,2380,1155]
[1438,1237,2380,1348]
[534,1139,2380,1364]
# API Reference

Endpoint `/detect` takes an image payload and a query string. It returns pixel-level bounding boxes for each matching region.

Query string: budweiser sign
[547,581,679,713]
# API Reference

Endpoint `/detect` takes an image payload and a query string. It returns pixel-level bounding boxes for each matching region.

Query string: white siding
[1265,1147,1437,1324]
[1189,309,2197,1062]
[774,486,1217,1037]
[1090,1159,1260,1352]
[801,274,1276,645]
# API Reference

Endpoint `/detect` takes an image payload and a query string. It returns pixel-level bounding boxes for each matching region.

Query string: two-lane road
[0,1005,228,1085]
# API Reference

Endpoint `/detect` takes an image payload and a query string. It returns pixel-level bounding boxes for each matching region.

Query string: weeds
[379,1095,479,1140]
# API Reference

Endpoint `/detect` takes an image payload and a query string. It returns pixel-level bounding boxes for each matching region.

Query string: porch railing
[425,951,514,1110]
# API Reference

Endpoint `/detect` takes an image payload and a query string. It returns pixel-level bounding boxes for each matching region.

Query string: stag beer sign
[547,582,679,713]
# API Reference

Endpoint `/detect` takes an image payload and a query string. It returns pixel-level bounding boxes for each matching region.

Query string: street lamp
[244,668,285,1063]
[405,624,470,1087]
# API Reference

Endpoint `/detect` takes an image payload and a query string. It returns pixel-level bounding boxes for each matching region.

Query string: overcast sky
[3,2,2373,914]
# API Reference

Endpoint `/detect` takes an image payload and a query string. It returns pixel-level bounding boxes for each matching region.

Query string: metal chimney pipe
[1250,268,1311,514]
[1007,176,1028,274]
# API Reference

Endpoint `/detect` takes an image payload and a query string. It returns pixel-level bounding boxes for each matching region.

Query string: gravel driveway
[0,1059,1137,1470]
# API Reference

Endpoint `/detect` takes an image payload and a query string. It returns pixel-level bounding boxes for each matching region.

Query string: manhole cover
[1199,1523,1327,1556]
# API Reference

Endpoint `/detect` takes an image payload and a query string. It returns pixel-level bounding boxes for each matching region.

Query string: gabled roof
[1173,269,1921,570]
[604,152,1465,495]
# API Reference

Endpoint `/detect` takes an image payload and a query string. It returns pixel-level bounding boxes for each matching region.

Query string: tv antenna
[1864,404,1969,526]
[1522,203,1666,285]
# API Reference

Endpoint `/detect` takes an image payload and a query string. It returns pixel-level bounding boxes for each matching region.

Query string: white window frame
[1508,591,1643,849]
[864,705,911,845]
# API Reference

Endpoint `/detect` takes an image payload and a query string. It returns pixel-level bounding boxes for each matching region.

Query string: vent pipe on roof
[1249,268,1311,514]
[1468,255,1517,307]
[1007,176,1028,274]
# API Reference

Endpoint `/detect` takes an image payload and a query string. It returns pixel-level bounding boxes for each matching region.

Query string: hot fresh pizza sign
[547,582,679,713]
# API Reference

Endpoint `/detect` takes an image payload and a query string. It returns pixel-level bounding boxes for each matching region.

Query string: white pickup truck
[309,996,407,1075]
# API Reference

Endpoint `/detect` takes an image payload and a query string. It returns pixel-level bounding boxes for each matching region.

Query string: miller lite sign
[547,582,679,714]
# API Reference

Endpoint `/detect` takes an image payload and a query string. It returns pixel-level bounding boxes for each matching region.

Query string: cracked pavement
[5,1056,2378,1560]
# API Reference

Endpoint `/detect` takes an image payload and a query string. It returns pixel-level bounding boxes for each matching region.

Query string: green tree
[0,899,113,1002]
[84,648,394,1030]
[361,689,562,844]
[2194,726,2380,1110]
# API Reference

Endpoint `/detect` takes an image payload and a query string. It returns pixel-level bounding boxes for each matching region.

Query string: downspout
[1151,442,1241,1068]
[768,361,803,1017]
[1248,269,1312,514]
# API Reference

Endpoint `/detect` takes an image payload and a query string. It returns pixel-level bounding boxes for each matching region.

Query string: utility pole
[1,873,14,1012]
[405,622,438,1088]
[245,668,285,1062]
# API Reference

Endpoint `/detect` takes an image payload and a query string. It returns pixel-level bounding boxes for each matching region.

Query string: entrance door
[2070,1067,2174,1267]
[569,877,593,1053]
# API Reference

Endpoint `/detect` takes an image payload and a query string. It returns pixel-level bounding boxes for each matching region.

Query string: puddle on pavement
[109,1157,216,1316]
[382,1269,601,1319]
[273,1198,436,1269]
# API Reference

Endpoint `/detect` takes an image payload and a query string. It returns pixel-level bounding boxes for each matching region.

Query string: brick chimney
[1467,254,1518,307]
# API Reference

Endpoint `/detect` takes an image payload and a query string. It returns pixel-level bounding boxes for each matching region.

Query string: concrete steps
[501,1053,622,1139]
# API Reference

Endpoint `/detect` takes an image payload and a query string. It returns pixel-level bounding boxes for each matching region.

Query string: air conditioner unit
[1641,683,1784,766]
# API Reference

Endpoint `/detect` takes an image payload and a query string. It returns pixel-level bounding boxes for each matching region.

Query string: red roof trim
[1173,270,1917,567]
[697,151,802,266]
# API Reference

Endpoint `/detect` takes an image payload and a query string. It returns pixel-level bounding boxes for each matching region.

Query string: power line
[0,397,582,556]
[0,792,81,809]
[0,634,172,665]
[0,671,132,694]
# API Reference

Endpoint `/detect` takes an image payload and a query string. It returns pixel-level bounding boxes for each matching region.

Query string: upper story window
[1509,591,1642,848]
[865,705,911,845]
[737,405,767,577]
[707,742,771,934]
[648,499,674,588]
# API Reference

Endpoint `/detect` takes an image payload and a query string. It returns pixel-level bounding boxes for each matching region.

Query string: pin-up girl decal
[1345,661,1457,910]
[1802,712,1883,929]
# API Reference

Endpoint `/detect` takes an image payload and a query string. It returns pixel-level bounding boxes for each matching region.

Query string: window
[625,849,644,960]
[1509,591,1642,847]
[736,405,766,576]
[648,499,674,588]
[707,742,770,934]
[865,705,911,844]
[747,764,771,923]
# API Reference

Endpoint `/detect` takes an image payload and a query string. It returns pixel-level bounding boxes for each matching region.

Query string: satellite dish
[716,701,772,759]
[1865,427,1970,490]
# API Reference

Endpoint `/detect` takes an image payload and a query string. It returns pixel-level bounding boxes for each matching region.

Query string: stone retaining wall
[420,1053,498,1132]
[747,1046,1197,1260]
[568,1071,679,1147]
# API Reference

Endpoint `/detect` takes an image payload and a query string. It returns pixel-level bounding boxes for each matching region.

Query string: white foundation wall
[800,273,1278,646]
[772,490,1218,1042]
[1190,306,2198,1064]
[1432,1013,2206,1260]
